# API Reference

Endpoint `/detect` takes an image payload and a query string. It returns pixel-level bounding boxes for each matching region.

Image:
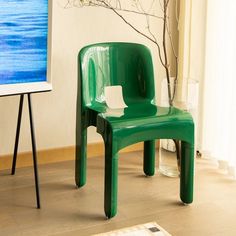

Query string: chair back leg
[143,140,156,176]
[75,128,87,187]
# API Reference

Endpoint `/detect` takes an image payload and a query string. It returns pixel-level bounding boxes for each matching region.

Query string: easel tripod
[11,93,40,208]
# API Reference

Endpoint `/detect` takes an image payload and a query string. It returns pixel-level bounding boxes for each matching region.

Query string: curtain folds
[202,0,236,178]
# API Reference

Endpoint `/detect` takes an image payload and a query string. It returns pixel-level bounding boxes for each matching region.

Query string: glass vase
[158,139,180,177]
[158,78,199,177]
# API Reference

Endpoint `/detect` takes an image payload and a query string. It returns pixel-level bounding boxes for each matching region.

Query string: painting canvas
[0,0,51,96]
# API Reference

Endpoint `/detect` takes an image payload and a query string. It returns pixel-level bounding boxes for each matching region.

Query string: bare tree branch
[65,0,179,105]
[162,0,172,106]
[146,15,158,44]
[65,0,163,19]
[95,0,166,67]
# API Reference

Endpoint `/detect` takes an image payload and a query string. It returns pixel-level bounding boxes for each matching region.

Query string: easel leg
[11,94,24,175]
[11,93,41,209]
[28,94,41,209]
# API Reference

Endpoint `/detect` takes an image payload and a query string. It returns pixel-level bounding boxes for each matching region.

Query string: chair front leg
[104,143,118,219]
[143,140,156,176]
[75,126,87,187]
[180,141,194,204]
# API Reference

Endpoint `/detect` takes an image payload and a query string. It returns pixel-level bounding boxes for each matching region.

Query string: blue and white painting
[0,0,48,85]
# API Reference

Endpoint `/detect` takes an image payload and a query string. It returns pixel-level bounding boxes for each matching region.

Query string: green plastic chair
[76,42,194,218]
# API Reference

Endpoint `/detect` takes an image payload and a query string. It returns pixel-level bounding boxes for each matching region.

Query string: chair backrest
[78,42,155,107]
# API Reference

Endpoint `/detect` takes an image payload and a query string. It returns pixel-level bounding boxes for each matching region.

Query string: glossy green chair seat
[97,104,193,148]
[76,42,194,218]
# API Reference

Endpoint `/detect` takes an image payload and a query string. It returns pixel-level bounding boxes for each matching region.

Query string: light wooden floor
[1,151,236,236]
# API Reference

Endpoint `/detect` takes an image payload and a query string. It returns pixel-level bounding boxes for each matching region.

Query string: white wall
[0,1,175,155]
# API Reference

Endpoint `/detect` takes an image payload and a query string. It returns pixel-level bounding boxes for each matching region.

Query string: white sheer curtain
[202,0,236,178]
